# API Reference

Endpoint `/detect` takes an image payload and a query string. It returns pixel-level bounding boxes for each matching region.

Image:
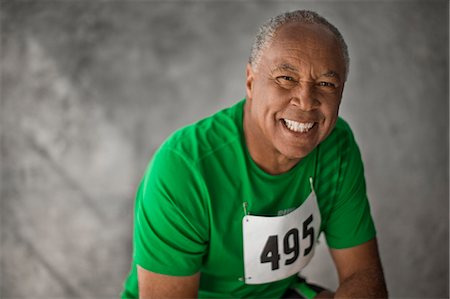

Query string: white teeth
[284,119,315,133]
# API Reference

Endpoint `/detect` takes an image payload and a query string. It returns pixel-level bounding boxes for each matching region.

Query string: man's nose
[290,83,319,111]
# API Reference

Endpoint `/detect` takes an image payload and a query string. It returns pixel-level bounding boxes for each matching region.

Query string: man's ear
[245,63,254,101]
[339,82,345,98]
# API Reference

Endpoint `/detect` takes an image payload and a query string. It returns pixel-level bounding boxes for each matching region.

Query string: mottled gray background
[1,0,448,298]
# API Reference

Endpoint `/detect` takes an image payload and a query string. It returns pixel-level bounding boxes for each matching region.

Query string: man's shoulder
[323,117,357,147]
[334,117,354,135]
[160,100,244,162]
[317,116,361,162]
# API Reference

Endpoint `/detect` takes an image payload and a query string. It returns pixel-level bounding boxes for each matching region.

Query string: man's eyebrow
[272,65,342,81]
[322,71,341,81]
[272,63,299,73]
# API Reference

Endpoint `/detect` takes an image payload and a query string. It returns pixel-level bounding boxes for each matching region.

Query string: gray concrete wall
[1,1,448,298]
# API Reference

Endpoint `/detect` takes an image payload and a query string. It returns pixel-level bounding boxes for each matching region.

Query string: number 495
[260,215,314,271]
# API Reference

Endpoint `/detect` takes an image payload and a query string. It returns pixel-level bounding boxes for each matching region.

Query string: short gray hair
[249,10,350,80]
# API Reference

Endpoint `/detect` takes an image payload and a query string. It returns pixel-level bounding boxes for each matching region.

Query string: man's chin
[280,146,316,161]
[282,144,317,160]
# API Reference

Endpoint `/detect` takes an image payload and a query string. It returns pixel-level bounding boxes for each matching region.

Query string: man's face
[245,22,346,167]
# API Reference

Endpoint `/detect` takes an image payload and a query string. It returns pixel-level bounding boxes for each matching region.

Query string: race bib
[242,191,321,284]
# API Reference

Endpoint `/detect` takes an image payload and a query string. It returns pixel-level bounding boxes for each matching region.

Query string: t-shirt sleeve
[133,146,209,276]
[324,125,376,249]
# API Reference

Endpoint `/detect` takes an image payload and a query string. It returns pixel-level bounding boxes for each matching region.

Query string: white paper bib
[242,190,321,284]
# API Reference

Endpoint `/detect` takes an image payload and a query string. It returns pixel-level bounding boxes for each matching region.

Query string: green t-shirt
[121,99,375,298]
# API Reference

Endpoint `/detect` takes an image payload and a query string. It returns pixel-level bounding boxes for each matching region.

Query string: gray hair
[249,10,350,80]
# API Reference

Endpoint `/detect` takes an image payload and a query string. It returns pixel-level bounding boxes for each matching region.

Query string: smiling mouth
[283,118,316,133]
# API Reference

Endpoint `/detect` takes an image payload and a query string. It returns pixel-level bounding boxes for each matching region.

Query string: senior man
[122,10,387,298]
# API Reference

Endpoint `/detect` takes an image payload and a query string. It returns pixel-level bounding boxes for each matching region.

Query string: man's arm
[137,265,200,299]
[316,238,387,298]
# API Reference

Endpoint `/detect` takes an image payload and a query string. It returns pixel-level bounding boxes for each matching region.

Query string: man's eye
[278,76,295,82]
[276,76,297,86]
[318,82,336,87]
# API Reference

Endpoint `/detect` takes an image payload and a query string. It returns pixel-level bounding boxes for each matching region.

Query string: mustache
[280,109,323,122]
